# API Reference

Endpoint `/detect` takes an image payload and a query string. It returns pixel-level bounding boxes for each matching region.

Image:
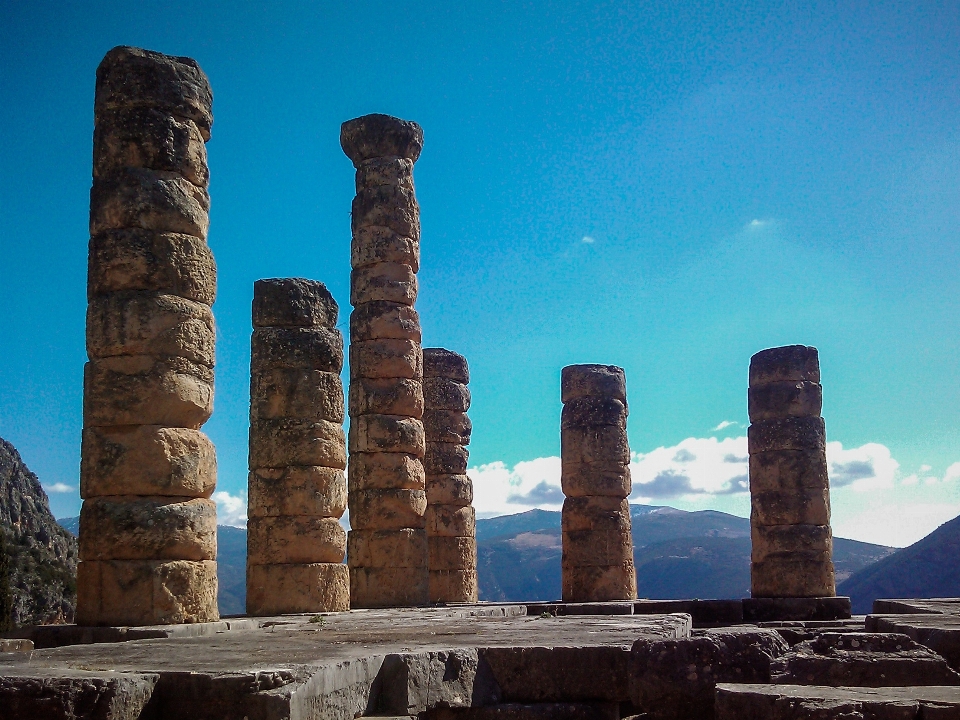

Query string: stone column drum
[560,365,637,602]
[748,345,836,598]
[77,46,218,626]
[423,349,477,603]
[246,279,350,614]
[341,114,429,607]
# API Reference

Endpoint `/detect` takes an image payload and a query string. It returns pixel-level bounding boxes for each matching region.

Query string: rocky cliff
[0,436,78,625]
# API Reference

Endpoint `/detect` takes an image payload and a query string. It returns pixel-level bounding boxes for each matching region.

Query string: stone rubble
[342,114,429,607]
[423,348,478,603]
[748,345,835,599]
[246,278,350,614]
[77,46,219,626]
[560,365,637,602]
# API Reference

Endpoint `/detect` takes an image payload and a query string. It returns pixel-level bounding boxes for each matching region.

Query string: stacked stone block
[246,279,350,614]
[77,46,218,626]
[748,345,836,598]
[560,365,637,602]
[423,349,477,603]
[341,114,429,607]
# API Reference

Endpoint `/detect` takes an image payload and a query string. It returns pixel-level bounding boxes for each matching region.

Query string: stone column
[341,114,428,607]
[77,46,218,626]
[560,365,637,602]
[423,349,477,603]
[246,279,350,614]
[748,345,835,598]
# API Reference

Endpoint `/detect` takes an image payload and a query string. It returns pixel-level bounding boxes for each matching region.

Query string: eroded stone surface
[345,115,429,608]
[79,46,218,627]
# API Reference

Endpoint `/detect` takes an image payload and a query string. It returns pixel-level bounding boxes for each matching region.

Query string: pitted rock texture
[344,114,428,608]
[560,365,636,602]
[630,627,789,720]
[748,345,835,600]
[247,278,349,614]
[771,632,960,687]
[0,437,78,626]
[78,46,218,626]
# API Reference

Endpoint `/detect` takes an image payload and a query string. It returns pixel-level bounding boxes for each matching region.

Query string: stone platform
[867,597,960,671]
[0,604,691,719]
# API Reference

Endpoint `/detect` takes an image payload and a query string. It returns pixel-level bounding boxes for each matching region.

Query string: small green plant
[538,611,552,619]
[309,614,326,626]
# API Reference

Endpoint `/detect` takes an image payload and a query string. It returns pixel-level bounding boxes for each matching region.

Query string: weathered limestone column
[342,114,428,607]
[748,345,835,598]
[77,46,218,626]
[560,365,637,602]
[246,279,350,614]
[423,349,477,603]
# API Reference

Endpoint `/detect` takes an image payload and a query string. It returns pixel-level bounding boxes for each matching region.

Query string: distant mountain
[54,502,900,615]
[839,513,960,613]
[59,518,248,618]
[1,437,78,626]
[476,506,893,602]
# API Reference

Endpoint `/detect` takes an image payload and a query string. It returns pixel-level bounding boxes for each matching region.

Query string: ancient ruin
[747,345,836,607]
[77,46,219,626]
[342,114,429,607]
[423,348,478,603]
[560,365,637,602]
[246,279,349,614]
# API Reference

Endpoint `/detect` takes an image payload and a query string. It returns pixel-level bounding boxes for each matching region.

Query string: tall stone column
[748,345,835,598]
[77,46,218,626]
[246,279,350,614]
[341,114,428,607]
[560,365,637,602]
[423,349,477,603]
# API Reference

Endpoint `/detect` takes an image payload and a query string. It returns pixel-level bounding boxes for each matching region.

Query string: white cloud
[44,482,76,494]
[712,420,737,431]
[213,491,247,528]
[832,503,960,548]
[631,436,749,500]
[581,236,595,244]
[469,457,563,518]
[826,441,898,490]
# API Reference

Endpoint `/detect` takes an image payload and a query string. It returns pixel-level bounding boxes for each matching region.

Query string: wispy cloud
[712,420,737,431]
[581,236,595,244]
[44,483,76,494]
[213,491,248,528]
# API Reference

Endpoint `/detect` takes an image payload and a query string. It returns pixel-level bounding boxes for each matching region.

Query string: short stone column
[246,279,350,614]
[341,114,428,607]
[560,365,637,602]
[77,46,218,626]
[748,345,835,598]
[423,349,477,603]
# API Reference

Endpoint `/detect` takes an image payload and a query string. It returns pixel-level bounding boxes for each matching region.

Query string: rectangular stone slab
[247,516,346,565]
[349,339,423,379]
[76,558,218,626]
[743,596,851,622]
[81,425,216,499]
[349,488,427,530]
[347,528,427,568]
[352,225,420,272]
[251,368,344,422]
[87,229,217,305]
[715,683,960,720]
[350,301,422,342]
[351,262,418,306]
[251,327,343,373]
[90,168,210,239]
[83,355,213,429]
[246,562,349,615]
[247,466,346,518]
[349,377,423,418]
[79,496,216,561]
[0,669,159,720]
[249,417,346,469]
[348,452,425,491]
[348,414,425,455]
[428,569,479,604]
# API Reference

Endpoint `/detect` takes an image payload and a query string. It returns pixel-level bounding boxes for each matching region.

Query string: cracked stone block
[76,558,218,626]
[81,425,216,499]
[79,497,216,561]
[246,562,349,615]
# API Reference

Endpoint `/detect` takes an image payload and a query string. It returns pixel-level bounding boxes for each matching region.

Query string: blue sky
[2,1,959,547]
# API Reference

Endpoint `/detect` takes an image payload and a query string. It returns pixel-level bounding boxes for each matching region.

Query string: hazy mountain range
[61,504,900,616]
